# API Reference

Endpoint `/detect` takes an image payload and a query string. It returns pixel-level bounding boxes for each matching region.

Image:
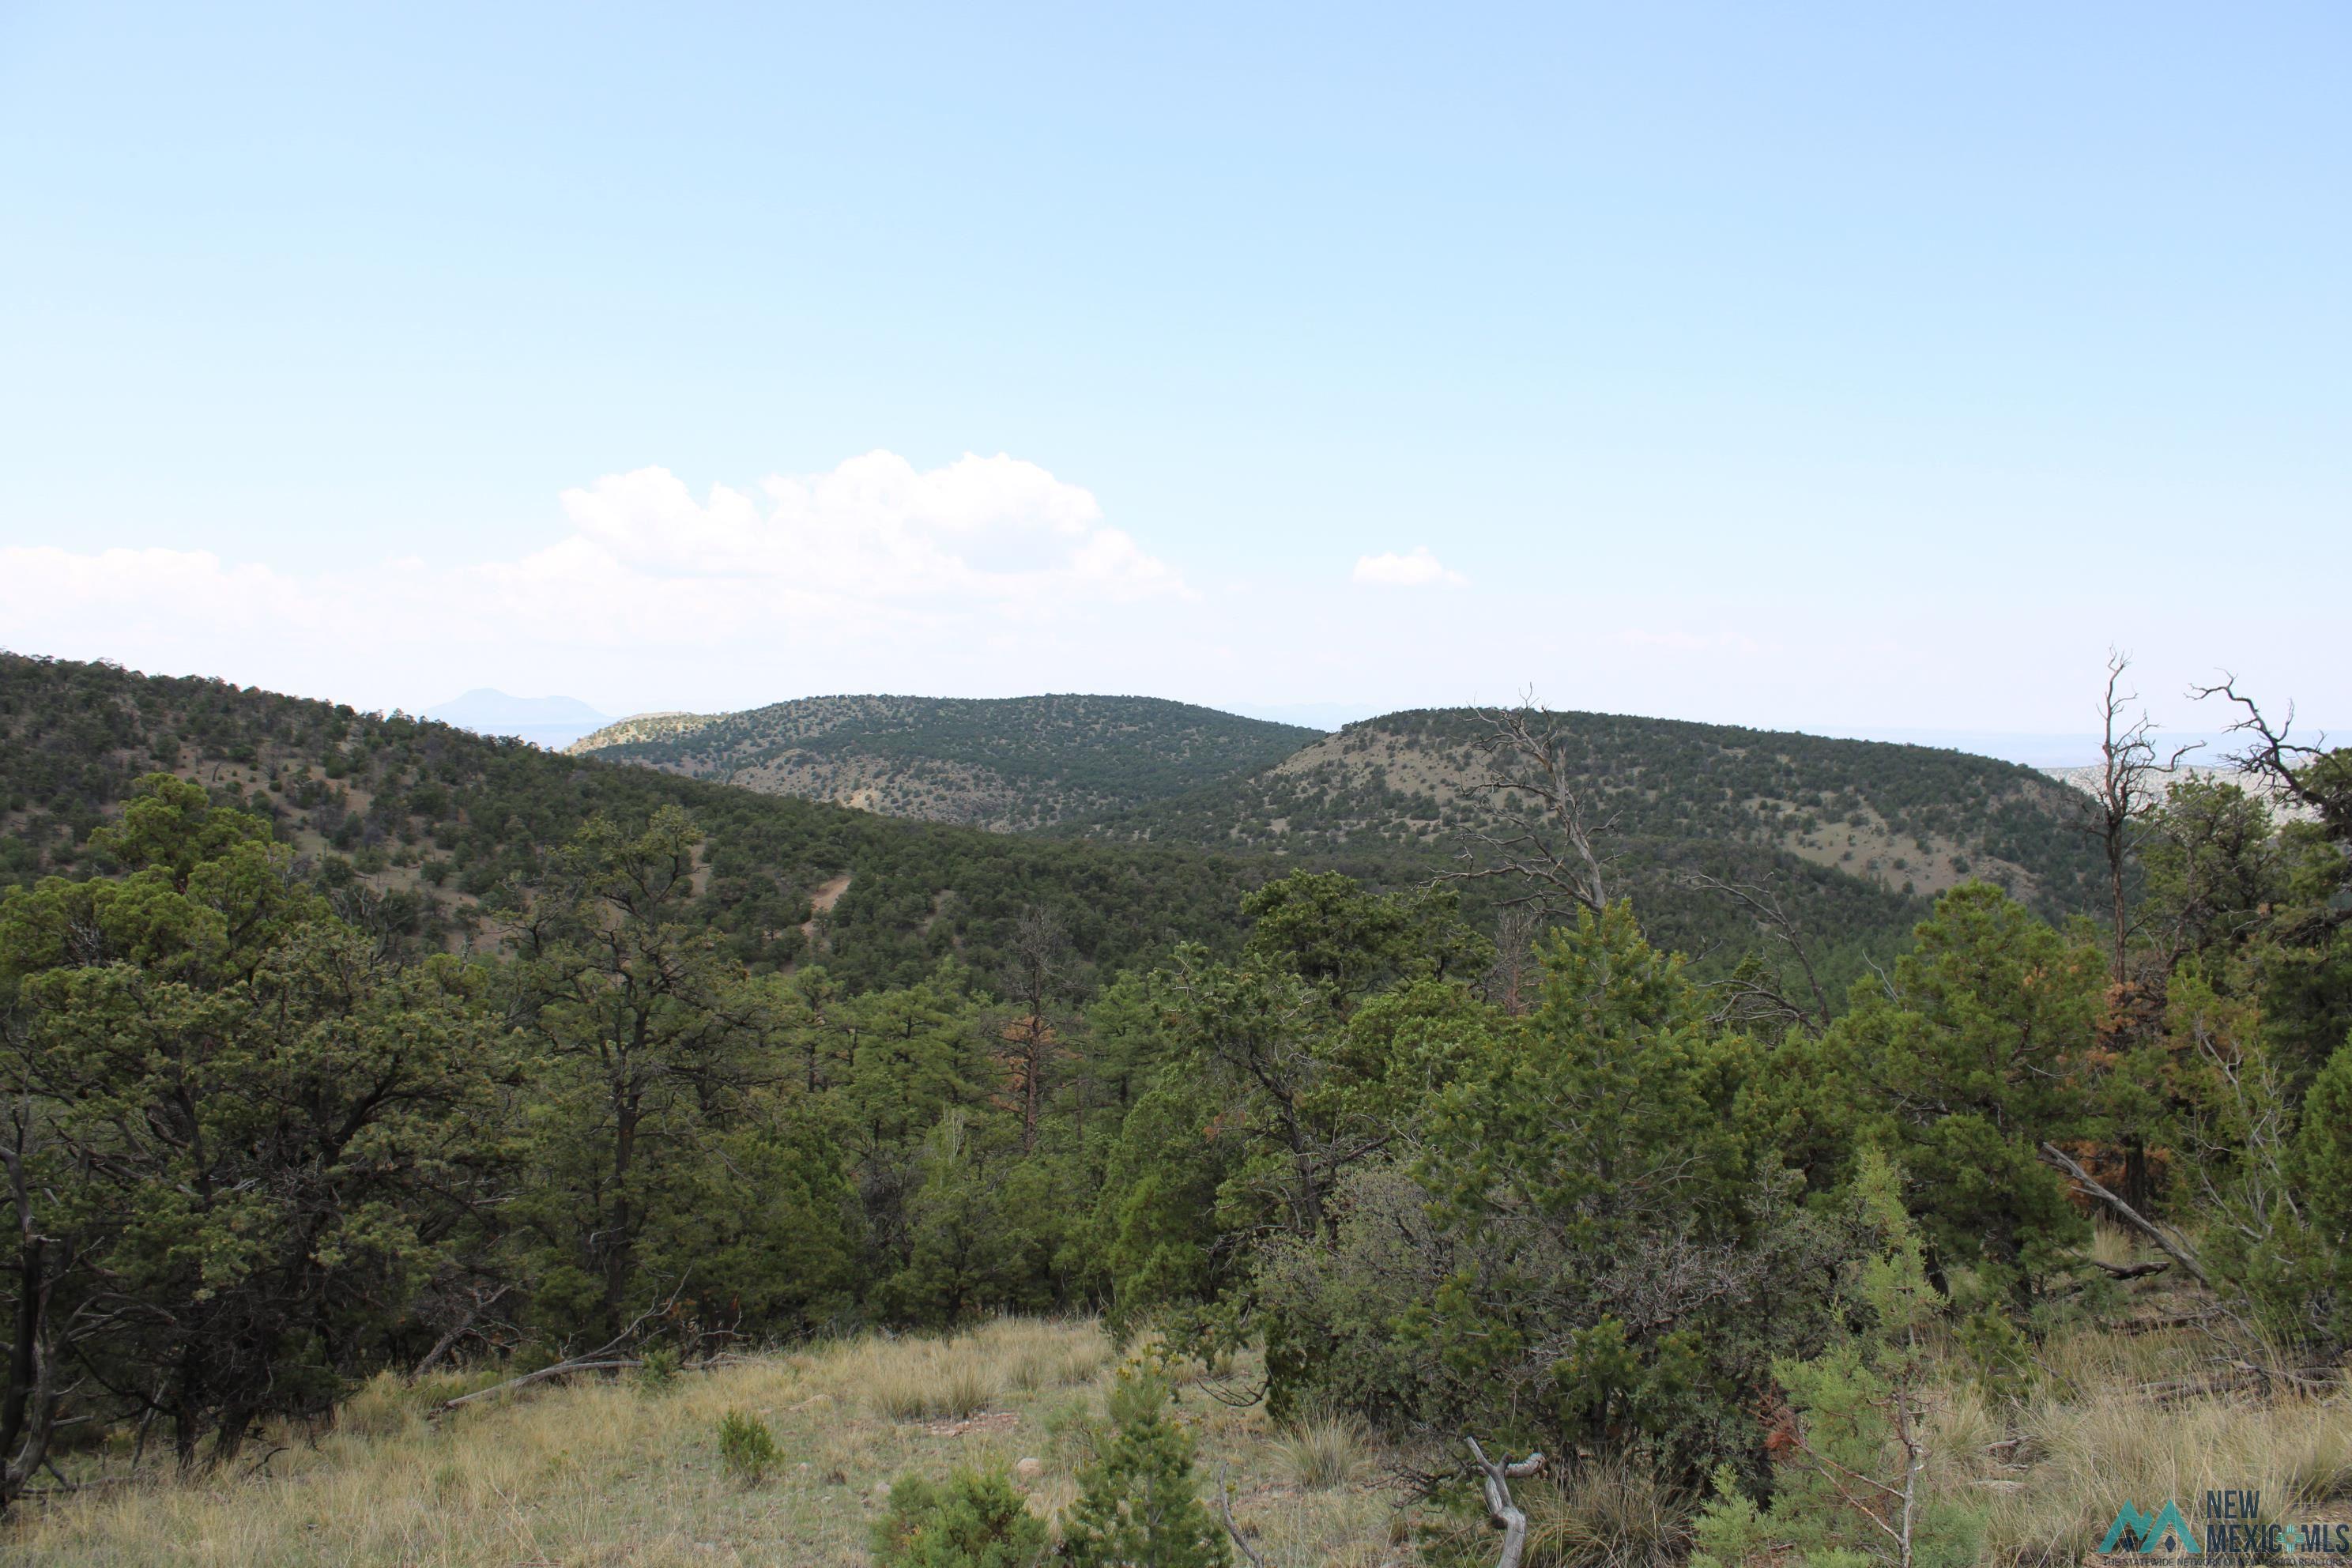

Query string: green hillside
[0,659,2107,1001]
[1076,706,2101,903]
[1053,705,2110,993]
[570,693,1320,831]
[0,655,1269,993]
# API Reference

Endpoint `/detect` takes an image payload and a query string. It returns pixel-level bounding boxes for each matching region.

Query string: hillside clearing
[13,1310,2351,1566]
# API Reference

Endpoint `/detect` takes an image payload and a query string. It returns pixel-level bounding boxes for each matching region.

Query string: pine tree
[1062,1371,1231,1568]
[869,1467,1049,1568]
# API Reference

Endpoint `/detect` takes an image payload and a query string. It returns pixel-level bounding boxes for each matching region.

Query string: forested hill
[0,654,1270,992]
[568,693,1320,831]
[1066,705,2110,924]
[0,657,2109,1001]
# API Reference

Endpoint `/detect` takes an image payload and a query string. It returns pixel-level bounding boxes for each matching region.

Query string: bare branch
[1216,1461,1269,1568]
[2192,673,2343,835]
[2080,650,2202,982]
[1435,695,1617,922]
[2037,1142,2209,1288]
[1464,1436,1545,1568]
[1688,873,1830,1032]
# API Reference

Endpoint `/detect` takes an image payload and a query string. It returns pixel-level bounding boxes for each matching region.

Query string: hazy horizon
[5,5,2345,740]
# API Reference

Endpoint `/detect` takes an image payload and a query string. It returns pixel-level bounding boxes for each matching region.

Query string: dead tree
[2194,675,2347,847]
[1465,1437,1546,1568]
[998,905,1070,1153]
[2082,651,2200,984]
[1689,874,1831,1035]
[1483,906,1542,1016]
[409,1279,516,1381]
[1440,698,1617,920]
[2037,1142,2210,1290]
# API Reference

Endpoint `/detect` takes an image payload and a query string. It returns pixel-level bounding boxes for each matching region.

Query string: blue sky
[2,2,2344,748]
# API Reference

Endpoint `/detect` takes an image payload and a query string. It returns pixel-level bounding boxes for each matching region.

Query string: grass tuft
[1274,1413,1370,1491]
[865,1336,1002,1423]
[1521,1457,1694,1568]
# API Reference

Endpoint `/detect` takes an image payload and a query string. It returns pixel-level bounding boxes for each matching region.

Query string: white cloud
[1351,546,1464,588]
[0,450,1191,706]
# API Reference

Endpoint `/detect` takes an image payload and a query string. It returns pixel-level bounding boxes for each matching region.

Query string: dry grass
[1272,1412,1370,1491]
[10,1315,2346,1567]
[1913,1325,2352,1566]
[1521,1457,1694,1568]
[8,1318,1406,1567]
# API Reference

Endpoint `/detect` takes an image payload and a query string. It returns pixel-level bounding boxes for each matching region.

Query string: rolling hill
[562,688,2113,994]
[1067,705,2107,914]
[568,694,1321,831]
[0,655,1272,993]
[0,658,2113,1002]
[1038,706,2113,994]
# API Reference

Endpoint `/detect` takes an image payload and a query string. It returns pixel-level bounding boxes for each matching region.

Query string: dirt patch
[800,873,852,944]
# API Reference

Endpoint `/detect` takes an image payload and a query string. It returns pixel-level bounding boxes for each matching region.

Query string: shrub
[1692,1152,1985,1568]
[870,1468,1050,1568]
[716,1408,779,1487]
[1062,1371,1230,1568]
[637,1344,680,1391]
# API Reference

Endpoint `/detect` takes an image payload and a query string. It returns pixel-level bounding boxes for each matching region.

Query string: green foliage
[1400,905,1833,1473]
[1097,874,1495,1345]
[869,1468,1050,1568]
[0,653,1268,989]
[1694,1151,1984,1568]
[3,650,2345,1519]
[1061,1371,1231,1568]
[0,776,508,1466]
[879,1110,1052,1324]
[1069,706,2113,978]
[1258,904,1845,1479]
[636,1345,680,1389]
[504,805,855,1343]
[1954,1308,2040,1404]
[715,1408,780,1486]
[2195,1028,2352,1355]
[1770,884,2104,1302]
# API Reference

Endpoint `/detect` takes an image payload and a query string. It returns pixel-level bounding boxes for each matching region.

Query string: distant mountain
[569,694,1321,831]
[1826,727,2241,770]
[424,689,611,749]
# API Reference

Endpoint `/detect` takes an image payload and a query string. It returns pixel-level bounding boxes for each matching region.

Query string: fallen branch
[2107,1311,2215,1336]
[1465,1436,1545,1568]
[2135,1362,2342,1405]
[434,1279,691,1416]
[1195,1375,1266,1409]
[411,1283,512,1381]
[2075,1256,2171,1281]
[2038,1143,2210,1288]
[435,1359,640,1413]
[1216,1461,1268,1568]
